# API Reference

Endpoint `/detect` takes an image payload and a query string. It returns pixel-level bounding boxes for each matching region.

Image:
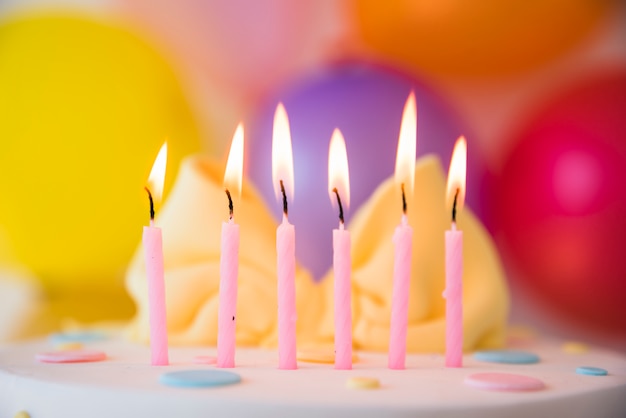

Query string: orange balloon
[354,0,613,77]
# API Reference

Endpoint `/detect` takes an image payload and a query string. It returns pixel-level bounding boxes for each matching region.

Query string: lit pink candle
[218,219,239,368]
[389,92,416,370]
[143,142,169,366]
[444,136,467,368]
[272,103,297,370]
[217,123,244,368]
[328,128,352,370]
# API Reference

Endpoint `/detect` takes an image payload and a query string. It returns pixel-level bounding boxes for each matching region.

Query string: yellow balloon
[0,15,202,302]
[355,0,613,77]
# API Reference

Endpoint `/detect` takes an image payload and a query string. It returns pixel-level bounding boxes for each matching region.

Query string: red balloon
[487,71,626,334]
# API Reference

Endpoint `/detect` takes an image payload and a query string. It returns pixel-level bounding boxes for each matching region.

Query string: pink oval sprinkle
[35,350,107,363]
[465,372,545,392]
[193,355,217,365]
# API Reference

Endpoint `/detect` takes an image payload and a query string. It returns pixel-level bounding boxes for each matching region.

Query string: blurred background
[0,0,624,350]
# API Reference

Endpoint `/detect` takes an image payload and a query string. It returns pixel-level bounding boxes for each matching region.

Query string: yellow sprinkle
[562,341,589,354]
[14,411,30,418]
[55,342,84,351]
[297,349,334,363]
[297,349,359,364]
[346,377,380,390]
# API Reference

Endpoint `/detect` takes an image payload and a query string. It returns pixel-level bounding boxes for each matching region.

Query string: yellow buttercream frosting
[315,155,509,352]
[125,156,325,347]
[126,155,508,352]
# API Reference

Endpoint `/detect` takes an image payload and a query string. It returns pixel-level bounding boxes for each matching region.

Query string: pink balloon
[118,0,330,100]
[486,71,626,334]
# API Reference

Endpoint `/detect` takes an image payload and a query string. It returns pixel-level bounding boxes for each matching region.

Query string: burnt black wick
[144,187,155,221]
[452,188,459,223]
[280,180,288,216]
[333,187,344,225]
[401,183,407,215]
[225,189,234,219]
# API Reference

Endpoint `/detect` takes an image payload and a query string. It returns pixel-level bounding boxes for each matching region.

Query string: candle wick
[225,189,234,220]
[452,188,459,223]
[332,187,344,226]
[144,187,155,221]
[401,183,407,215]
[280,179,288,216]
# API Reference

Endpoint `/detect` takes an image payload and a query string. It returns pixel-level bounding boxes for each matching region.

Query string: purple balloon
[248,63,483,279]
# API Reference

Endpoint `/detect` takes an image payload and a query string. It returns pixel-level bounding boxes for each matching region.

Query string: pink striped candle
[217,218,239,368]
[388,92,416,370]
[143,142,169,366]
[444,223,463,367]
[272,103,298,370]
[328,128,352,370]
[333,224,352,370]
[143,222,169,366]
[217,123,245,369]
[277,214,297,369]
[388,215,413,369]
[444,136,467,368]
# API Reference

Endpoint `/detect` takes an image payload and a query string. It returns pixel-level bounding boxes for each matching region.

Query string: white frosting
[1,338,625,417]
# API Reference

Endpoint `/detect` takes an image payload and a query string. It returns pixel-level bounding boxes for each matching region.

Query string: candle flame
[446,136,467,216]
[395,91,417,196]
[328,128,350,210]
[224,123,244,198]
[272,103,294,203]
[147,142,168,203]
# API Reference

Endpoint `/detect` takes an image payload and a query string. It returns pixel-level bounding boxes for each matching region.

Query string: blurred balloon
[0,15,202,293]
[486,71,626,334]
[117,0,337,101]
[354,0,613,78]
[248,63,488,279]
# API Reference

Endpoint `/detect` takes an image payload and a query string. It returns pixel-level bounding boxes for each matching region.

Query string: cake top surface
[1,337,625,418]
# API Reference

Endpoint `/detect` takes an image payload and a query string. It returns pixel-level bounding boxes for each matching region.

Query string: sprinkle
[562,342,589,354]
[49,331,107,344]
[346,377,380,390]
[465,372,545,391]
[297,349,359,364]
[474,350,540,364]
[193,355,217,365]
[159,370,241,388]
[54,342,84,351]
[36,350,107,363]
[576,366,607,376]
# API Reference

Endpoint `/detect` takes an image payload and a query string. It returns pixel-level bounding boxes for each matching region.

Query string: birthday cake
[2,156,624,417]
[125,154,508,352]
[1,334,625,417]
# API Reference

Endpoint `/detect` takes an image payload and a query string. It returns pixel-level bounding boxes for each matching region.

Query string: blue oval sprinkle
[474,350,540,364]
[49,331,107,344]
[159,370,241,388]
[576,366,608,376]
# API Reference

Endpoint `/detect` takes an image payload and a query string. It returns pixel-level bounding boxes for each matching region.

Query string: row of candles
[142,92,467,370]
